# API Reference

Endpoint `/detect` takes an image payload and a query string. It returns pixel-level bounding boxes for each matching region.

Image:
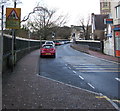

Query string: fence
[3,34,43,72]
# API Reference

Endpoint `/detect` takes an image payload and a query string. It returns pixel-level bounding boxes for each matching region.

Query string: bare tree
[26,4,68,40]
[79,15,91,40]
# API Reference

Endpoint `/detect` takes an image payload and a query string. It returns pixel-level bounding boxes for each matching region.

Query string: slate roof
[72,26,83,31]
[94,14,109,30]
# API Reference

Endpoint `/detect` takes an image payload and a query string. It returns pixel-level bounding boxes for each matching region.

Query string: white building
[100,0,111,14]
[104,1,120,57]
[71,25,84,42]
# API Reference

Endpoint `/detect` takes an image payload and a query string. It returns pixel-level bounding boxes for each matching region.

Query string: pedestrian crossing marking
[76,68,119,69]
[73,65,118,67]
[72,64,119,72]
[79,70,120,72]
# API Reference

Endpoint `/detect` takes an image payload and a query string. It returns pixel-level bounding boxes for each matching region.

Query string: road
[39,44,120,101]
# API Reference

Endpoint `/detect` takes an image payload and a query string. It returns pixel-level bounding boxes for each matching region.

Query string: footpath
[71,43,120,63]
[2,47,120,110]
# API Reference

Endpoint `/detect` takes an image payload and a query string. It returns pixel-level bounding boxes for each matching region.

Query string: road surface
[39,44,120,102]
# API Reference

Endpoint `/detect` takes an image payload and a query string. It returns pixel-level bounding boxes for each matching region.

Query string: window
[116,5,120,18]
[43,45,54,49]
[103,2,108,7]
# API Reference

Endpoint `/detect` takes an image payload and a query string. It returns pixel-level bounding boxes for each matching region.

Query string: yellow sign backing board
[6,8,21,29]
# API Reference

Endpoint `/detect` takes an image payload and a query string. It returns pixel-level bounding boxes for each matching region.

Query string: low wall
[75,40,102,52]
[104,38,115,56]
[71,43,89,54]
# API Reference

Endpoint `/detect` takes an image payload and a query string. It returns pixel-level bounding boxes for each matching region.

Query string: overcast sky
[10,0,100,26]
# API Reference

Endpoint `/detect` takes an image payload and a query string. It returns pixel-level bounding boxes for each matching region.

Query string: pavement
[71,43,120,64]
[88,50,120,63]
[2,45,120,110]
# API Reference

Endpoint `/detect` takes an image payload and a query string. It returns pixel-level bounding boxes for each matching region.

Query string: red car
[40,44,56,58]
[54,41,61,46]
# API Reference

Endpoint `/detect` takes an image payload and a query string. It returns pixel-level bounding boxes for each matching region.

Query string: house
[91,13,109,41]
[71,25,84,42]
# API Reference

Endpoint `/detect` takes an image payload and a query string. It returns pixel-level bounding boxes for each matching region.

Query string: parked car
[54,41,61,46]
[40,44,56,58]
[64,40,70,44]
[59,41,65,45]
[44,41,55,46]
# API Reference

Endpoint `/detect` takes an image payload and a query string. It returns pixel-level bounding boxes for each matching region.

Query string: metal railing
[3,34,43,72]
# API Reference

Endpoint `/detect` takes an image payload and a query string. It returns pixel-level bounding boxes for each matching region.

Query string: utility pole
[0,5,4,76]
[0,4,4,111]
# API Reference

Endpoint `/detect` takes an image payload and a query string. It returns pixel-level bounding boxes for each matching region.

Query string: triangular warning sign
[8,9,19,20]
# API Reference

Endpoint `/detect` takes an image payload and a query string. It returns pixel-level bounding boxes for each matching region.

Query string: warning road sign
[6,8,21,29]
[8,9,19,19]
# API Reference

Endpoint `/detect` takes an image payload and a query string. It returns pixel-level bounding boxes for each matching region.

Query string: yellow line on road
[95,96,110,100]
[96,96,120,103]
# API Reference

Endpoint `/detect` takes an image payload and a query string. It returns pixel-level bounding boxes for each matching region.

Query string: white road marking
[79,70,120,72]
[68,67,71,69]
[88,83,95,89]
[73,71,76,74]
[65,64,68,66]
[73,65,120,72]
[73,64,118,67]
[76,68,119,69]
[79,75,84,80]
[39,75,100,95]
[115,78,120,82]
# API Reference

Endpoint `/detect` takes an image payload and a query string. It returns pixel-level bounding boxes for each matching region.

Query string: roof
[94,14,109,30]
[71,25,83,31]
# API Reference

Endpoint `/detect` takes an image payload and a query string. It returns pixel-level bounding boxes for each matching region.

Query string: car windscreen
[43,45,54,49]
[46,42,53,44]
[55,41,59,43]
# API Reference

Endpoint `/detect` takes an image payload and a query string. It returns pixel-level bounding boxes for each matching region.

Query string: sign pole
[11,1,17,70]
[11,29,14,70]
[13,1,16,65]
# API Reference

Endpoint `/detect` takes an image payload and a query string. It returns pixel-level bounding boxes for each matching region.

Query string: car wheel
[40,55,43,58]
[53,54,56,58]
